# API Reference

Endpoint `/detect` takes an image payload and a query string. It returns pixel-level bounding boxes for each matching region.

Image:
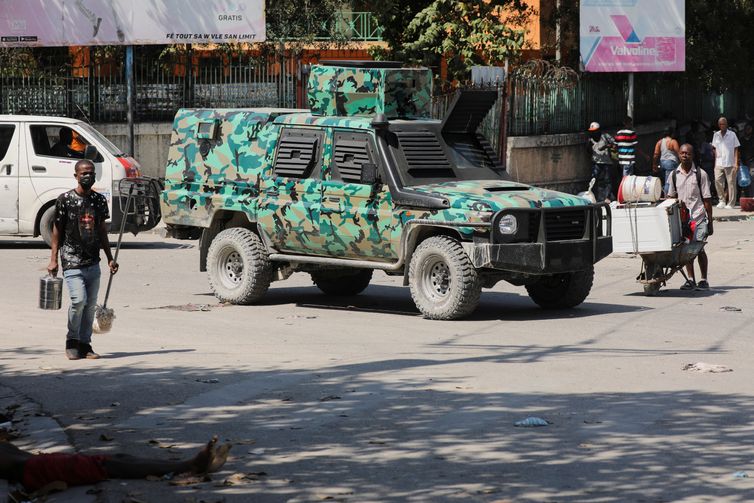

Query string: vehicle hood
[410,180,591,212]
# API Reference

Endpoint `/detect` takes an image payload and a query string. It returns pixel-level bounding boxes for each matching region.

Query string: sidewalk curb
[712,213,754,222]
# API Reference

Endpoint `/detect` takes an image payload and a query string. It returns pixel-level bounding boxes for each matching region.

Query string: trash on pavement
[733,471,749,478]
[720,306,742,312]
[514,417,551,427]
[682,362,733,373]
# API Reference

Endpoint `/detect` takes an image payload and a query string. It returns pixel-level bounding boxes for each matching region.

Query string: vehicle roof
[180,108,308,114]
[0,114,82,123]
[273,113,442,129]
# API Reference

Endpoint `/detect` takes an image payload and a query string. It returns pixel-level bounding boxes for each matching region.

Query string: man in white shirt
[711,116,740,209]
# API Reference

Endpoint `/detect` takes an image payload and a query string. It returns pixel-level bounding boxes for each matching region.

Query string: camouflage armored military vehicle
[161,61,612,320]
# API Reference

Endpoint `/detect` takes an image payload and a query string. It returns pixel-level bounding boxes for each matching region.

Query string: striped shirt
[615,128,638,166]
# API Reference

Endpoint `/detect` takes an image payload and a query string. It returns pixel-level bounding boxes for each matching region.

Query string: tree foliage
[371,0,533,82]
[684,0,754,92]
[265,0,351,54]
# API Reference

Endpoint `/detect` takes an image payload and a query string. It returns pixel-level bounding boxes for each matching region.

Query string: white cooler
[611,199,683,253]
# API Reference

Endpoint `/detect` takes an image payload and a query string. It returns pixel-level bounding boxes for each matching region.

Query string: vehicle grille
[543,209,587,241]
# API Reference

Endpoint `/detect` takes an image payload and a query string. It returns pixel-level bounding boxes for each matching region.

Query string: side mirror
[361,162,379,185]
[84,145,98,161]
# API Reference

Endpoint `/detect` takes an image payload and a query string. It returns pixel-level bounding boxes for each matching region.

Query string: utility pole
[125,45,134,156]
[627,72,635,119]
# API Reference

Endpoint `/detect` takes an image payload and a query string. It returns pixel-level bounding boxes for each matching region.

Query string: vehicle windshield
[78,122,123,156]
[389,125,509,187]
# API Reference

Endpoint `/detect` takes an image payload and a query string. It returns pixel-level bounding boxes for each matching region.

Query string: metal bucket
[39,275,63,310]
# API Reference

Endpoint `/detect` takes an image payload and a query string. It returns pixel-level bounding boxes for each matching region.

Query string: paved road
[1,217,753,502]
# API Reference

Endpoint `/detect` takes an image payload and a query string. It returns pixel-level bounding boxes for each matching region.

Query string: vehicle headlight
[497,214,518,235]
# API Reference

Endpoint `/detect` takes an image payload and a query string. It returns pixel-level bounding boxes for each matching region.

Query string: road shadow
[1,351,752,502]
[0,239,192,250]
[264,284,645,321]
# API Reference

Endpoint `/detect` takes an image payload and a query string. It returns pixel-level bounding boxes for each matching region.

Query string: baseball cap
[588,122,600,131]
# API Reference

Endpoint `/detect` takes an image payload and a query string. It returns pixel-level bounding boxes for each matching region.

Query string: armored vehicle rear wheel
[408,236,481,320]
[207,228,272,304]
[525,267,594,309]
[311,269,373,296]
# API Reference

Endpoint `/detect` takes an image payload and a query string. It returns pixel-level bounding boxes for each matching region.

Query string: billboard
[580,0,685,72]
[0,0,265,46]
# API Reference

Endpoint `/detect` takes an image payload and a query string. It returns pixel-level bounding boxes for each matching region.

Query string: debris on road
[733,471,749,478]
[148,303,227,312]
[682,362,733,373]
[514,417,551,427]
[195,378,220,384]
[720,306,743,312]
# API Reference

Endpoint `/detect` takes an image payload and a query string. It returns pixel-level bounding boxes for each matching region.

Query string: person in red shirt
[0,436,230,493]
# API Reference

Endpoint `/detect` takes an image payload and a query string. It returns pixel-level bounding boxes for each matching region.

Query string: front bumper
[468,236,613,274]
[469,204,612,274]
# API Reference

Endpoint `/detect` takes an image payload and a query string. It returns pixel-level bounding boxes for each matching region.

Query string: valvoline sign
[580,0,685,73]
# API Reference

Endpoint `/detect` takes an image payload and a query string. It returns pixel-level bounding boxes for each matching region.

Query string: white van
[0,115,158,245]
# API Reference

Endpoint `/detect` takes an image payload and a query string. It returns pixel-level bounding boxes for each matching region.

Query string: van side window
[332,131,376,184]
[273,128,325,179]
[30,125,87,159]
[0,125,15,160]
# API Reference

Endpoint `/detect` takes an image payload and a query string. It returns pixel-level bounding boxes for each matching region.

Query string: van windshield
[78,123,123,156]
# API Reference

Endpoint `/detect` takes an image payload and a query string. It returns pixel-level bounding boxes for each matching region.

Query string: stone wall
[505,120,673,194]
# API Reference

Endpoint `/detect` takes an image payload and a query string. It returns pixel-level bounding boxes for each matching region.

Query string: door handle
[32,165,47,173]
[2,164,10,175]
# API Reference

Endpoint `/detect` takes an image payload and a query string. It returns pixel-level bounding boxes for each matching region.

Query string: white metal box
[611,200,682,253]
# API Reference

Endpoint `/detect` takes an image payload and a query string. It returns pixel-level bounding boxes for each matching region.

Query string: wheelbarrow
[636,241,706,295]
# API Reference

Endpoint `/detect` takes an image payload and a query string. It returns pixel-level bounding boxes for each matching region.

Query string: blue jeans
[660,159,677,195]
[622,162,635,177]
[63,264,101,344]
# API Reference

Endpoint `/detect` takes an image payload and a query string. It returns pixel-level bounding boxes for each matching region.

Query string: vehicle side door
[257,127,327,254]
[24,123,111,219]
[0,123,20,233]
[320,130,397,260]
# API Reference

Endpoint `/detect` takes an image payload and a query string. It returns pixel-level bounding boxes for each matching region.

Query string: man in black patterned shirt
[48,160,118,360]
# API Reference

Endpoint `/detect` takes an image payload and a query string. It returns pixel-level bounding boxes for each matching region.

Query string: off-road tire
[311,269,373,296]
[408,236,481,320]
[40,205,56,247]
[525,267,594,309]
[207,228,272,304]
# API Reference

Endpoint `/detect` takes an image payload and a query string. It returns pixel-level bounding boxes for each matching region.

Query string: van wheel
[525,267,594,309]
[207,228,272,304]
[40,206,56,248]
[408,236,481,320]
[311,269,373,296]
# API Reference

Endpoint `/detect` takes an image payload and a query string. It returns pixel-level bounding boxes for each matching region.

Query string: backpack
[671,168,703,199]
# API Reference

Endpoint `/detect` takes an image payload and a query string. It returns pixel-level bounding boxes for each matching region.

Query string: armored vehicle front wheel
[408,236,481,320]
[311,269,373,296]
[207,228,273,304]
[525,267,594,309]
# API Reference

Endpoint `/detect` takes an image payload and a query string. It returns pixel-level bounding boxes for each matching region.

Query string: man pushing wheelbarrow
[667,143,714,291]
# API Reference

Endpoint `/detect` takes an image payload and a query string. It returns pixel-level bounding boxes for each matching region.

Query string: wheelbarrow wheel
[642,261,662,296]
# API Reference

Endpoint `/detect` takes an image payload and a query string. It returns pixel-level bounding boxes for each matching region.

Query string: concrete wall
[95,120,673,194]
[94,122,173,179]
[505,120,673,194]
